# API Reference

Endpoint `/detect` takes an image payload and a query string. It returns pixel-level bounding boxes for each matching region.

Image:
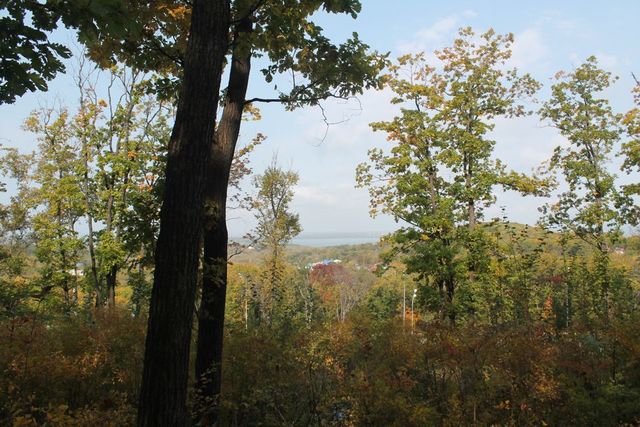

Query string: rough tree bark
[106,265,117,307]
[195,18,252,425]
[137,0,230,425]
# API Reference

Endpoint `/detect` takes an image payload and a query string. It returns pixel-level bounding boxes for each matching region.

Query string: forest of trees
[1,0,640,426]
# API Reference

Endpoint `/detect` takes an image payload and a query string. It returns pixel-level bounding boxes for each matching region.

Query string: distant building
[307,259,342,270]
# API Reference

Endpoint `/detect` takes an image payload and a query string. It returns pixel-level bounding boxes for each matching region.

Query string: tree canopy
[357,28,549,321]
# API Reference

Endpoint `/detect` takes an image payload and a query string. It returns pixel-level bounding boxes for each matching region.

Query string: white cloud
[416,16,458,42]
[290,183,398,234]
[509,29,548,69]
[491,115,560,172]
[462,9,477,18]
[538,10,581,37]
[396,14,466,55]
[293,185,338,205]
[554,18,577,33]
[299,87,397,148]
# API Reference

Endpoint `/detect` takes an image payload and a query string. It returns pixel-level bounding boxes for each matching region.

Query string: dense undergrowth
[2,296,640,426]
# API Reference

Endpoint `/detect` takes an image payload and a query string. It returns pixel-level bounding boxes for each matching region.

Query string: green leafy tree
[357,28,546,322]
[620,76,640,219]
[539,57,625,249]
[0,0,70,103]
[248,161,301,327]
[0,147,36,318]
[0,0,137,103]
[484,220,549,325]
[365,285,401,321]
[23,107,85,309]
[252,161,301,297]
[20,64,171,309]
[84,68,172,307]
[539,57,633,322]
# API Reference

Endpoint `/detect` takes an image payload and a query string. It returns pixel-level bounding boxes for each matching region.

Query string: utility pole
[403,279,406,328]
[412,288,417,333]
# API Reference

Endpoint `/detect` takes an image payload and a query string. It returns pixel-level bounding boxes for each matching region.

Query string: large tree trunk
[137,0,230,425]
[467,200,476,229]
[195,20,252,424]
[106,265,117,308]
[85,213,101,306]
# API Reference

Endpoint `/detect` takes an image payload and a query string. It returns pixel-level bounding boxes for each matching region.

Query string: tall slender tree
[252,161,301,320]
[539,57,625,249]
[23,107,85,308]
[539,56,629,321]
[620,75,640,223]
[357,28,546,321]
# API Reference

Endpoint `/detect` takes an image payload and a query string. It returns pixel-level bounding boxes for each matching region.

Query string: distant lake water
[231,232,384,248]
[291,233,381,247]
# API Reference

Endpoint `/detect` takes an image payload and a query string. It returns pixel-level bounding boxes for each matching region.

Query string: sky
[1,0,639,238]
